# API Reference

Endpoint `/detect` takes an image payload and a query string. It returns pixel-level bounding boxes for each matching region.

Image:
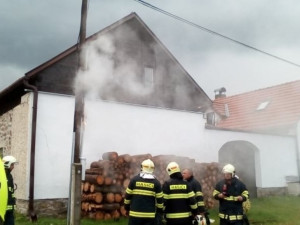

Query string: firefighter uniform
[124,173,163,225]
[213,177,249,225]
[4,168,16,225]
[163,162,198,225]
[186,176,205,214]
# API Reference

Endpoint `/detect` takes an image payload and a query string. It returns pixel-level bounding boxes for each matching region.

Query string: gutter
[23,77,38,221]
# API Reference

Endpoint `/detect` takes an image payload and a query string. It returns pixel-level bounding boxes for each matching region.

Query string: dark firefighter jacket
[124,173,163,218]
[162,172,198,223]
[186,176,205,213]
[213,177,249,221]
[5,169,16,211]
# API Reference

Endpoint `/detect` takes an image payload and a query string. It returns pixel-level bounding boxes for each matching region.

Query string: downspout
[23,77,38,221]
[296,121,300,182]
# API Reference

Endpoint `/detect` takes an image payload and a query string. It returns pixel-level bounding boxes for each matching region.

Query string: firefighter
[213,164,249,225]
[182,169,205,214]
[124,159,163,225]
[163,162,198,225]
[2,156,17,225]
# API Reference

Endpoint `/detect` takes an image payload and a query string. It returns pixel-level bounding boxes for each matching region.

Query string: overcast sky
[1,0,300,98]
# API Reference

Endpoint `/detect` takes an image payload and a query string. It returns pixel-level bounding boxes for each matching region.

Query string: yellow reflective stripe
[190,203,197,209]
[156,192,163,198]
[195,191,203,197]
[156,203,163,209]
[164,193,190,199]
[219,213,243,220]
[124,199,130,204]
[242,190,249,199]
[166,212,191,218]
[213,190,220,196]
[224,196,240,201]
[132,189,156,196]
[126,188,133,194]
[187,191,195,198]
[130,211,155,218]
[6,205,13,210]
[198,202,205,206]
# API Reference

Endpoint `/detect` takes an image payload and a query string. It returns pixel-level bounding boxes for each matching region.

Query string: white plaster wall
[82,100,208,165]
[35,93,75,199]
[202,129,297,188]
[34,93,298,199]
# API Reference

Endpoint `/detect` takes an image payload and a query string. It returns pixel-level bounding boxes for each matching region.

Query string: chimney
[214,87,226,99]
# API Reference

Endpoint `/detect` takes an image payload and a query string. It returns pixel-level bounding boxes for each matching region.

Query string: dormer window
[256,101,270,111]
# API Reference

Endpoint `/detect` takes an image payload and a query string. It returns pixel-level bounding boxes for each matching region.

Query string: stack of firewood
[81,152,222,220]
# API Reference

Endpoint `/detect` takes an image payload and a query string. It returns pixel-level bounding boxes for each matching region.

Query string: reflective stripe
[130,210,155,218]
[164,193,190,199]
[219,213,243,220]
[132,189,156,196]
[156,203,163,209]
[156,192,163,198]
[242,190,249,199]
[124,199,130,204]
[166,212,191,218]
[213,190,220,196]
[224,196,240,201]
[6,205,14,210]
[187,191,195,198]
[190,203,197,209]
[126,188,133,194]
[198,202,205,206]
[195,191,203,197]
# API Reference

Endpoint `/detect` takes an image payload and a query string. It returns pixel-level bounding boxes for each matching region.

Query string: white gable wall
[34,93,298,199]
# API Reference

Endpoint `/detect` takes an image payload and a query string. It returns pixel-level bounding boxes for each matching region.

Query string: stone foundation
[17,199,68,218]
[257,187,287,197]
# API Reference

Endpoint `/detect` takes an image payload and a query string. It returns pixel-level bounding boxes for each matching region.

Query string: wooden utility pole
[68,1,87,225]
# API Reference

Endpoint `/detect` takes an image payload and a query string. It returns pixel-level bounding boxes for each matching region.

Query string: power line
[135,0,300,68]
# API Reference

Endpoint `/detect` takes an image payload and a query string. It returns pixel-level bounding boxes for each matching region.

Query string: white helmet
[3,155,17,169]
[166,162,180,175]
[141,159,155,174]
[222,164,235,176]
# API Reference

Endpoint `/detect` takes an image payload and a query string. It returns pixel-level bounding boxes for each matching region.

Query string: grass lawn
[15,196,300,225]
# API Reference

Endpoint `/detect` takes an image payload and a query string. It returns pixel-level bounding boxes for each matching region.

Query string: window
[144,67,154,87]
[256,101,270,111]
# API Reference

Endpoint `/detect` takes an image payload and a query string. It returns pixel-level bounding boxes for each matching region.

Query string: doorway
[219,140,257,198]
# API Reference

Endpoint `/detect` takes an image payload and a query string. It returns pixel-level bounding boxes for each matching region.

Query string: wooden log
[82,182,90,192]
[89,203,121,211]
[112,209,121,220]
[120,205,127,216]
[119,154,132,163]
[84,174,105,185]
[93,185,123,193]
[95,211,104,220]
[114,193,123,203]
[81,192,103,203]
[85,168,104,175]
[104,213,112,220]
[123,178,130,189]
[102,152,118,161]
[105,192,115,203]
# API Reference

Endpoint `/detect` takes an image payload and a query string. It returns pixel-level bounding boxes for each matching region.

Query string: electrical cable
[135,0,300,68]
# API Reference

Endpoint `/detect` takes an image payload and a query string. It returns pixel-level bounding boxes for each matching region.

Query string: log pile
[81,152,222,219]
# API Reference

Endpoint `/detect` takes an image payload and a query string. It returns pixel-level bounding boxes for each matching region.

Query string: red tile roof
[212,80,300,135]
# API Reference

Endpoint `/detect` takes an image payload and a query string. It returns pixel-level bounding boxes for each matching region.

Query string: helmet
[166,162,180,175]
[222,164,235,176]
[141,159,155,174]
[3,156,17,169]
